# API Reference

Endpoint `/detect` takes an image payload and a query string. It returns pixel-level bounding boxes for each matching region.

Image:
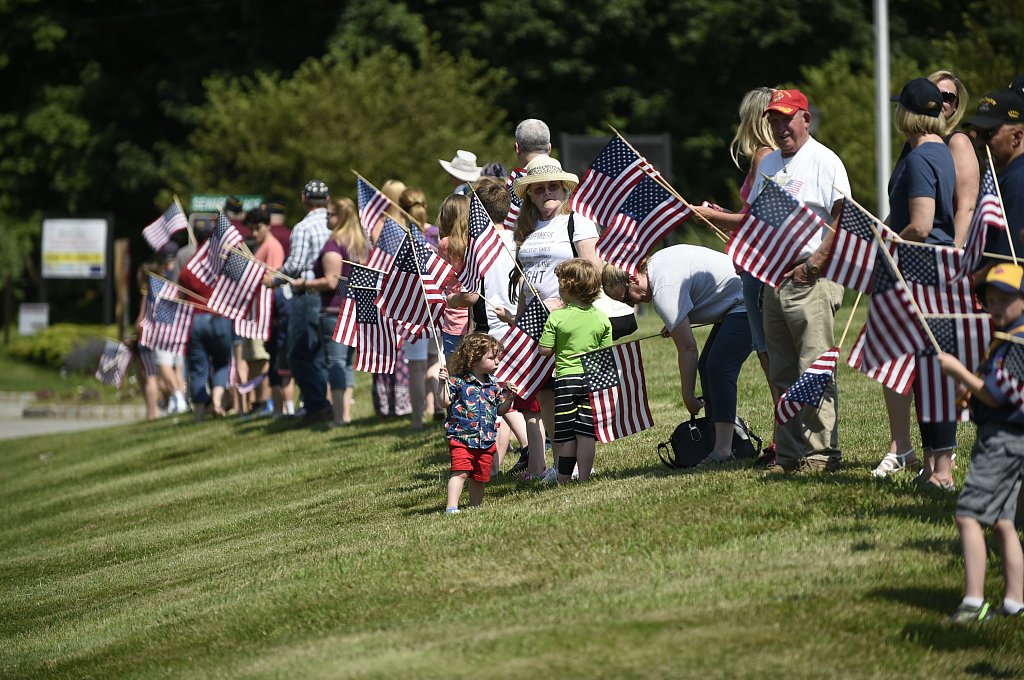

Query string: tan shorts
[242,338,269,361]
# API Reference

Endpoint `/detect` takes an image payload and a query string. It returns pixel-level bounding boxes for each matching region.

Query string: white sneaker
[541,467,558,484]
[570,464,597,481]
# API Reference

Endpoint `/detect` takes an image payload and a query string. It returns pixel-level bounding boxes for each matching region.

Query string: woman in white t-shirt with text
[511,155,604,479]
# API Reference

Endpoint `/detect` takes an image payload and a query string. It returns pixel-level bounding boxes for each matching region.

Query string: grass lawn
[2,301,1023,678]
[0,346,132,402]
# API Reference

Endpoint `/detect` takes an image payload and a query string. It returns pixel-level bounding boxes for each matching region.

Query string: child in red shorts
[438,333,518,513]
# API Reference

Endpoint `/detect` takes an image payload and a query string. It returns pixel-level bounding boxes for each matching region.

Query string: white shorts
[153,349,182,367]
[405,337,428,362]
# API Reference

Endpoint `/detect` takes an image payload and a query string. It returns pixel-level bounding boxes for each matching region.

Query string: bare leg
[575,436,596,482]
[995,519,1024,604]
[957,515,987,600]
[142,372,160,420]
[929,449,955,487]
[330,388,345,425]
[342,386,353,423]
[884,387,913,454]
[468,479,486,507]
[524,411,546,475]
[712,421,734,458]
[425,358,440,418]
[446,473,467,510]
[495,421,511,474]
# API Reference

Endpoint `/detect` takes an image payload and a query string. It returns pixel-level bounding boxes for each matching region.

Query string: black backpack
[657,415,762,469]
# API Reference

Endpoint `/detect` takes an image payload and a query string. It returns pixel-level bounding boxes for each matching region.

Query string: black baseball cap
[967,90,1024,129]
[890,78,942,117]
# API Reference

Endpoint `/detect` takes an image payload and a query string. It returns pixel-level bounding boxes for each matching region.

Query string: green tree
[163,42,512,215]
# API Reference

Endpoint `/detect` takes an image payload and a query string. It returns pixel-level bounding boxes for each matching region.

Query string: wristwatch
[805,261,820,278]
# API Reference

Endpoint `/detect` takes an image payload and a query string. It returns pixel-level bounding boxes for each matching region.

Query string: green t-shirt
[539,304,612,376]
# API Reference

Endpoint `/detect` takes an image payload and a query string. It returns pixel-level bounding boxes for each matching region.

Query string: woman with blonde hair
[928,70,979,246]
[872,78,960,485]
[392,186,442,430]
[303,197,362,426]
[692,86,780,463]
[437,194,472,360]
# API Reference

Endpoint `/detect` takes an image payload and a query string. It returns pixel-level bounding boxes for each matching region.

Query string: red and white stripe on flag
[847,329,917,395]
[234,286,272,341]
[494,296,554,401]
[727,180,826,288]
[774,346,840,424]
[582,340,654,443]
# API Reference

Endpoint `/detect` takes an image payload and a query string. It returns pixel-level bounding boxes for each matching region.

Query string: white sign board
[18,303,50,336]
[41,218,108,279]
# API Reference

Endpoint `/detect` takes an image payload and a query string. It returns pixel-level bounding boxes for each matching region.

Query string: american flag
[375,232,448,338]
[458,195,506,289]
[994,343,1024,413]
[775,346,839,423]
[142,202,188,252]
[94,340,132,387]
[957,164,1008,281]
[234,286,272,340]
[236,373,264,396]
[139,275,193,355]
[596,176,691,275]
[917,312,992,422]
[357,177,390,239]
[581,340,654,443]
[494,296,555,400]
[207,251,266,321]
[184,213,244,288]
[858,246,932,370]
[366,217,406,271]
[727,180,829,288]
[822,200,898,294]
[335,266,401,373]
[847,330,916,395]
[570,137,654,227]
[334,265,379,346]
[503,168,527,228]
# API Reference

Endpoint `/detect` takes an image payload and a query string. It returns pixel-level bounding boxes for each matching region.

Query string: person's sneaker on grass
[541,467,558,484]
[948,601,995,624]
[507,447,529,475]
[687,453,737,473]
[445,507,460,514]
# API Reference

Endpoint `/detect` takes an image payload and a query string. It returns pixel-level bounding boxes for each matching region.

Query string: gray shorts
[956,423,1024,526]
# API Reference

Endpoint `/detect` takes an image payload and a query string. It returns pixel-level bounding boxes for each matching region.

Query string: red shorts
[450,440,497,483]
[513,394,540,412]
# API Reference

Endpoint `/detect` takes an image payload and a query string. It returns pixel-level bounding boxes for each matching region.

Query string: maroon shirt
[270,224,291,259]
[314,239,351,311]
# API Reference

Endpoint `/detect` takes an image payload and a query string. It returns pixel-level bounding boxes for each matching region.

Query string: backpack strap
[567,212,578,257]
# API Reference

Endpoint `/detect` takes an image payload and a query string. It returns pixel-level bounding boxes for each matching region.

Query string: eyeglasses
[940,91,958,104]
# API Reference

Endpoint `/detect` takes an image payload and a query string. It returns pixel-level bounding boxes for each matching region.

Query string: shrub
[6,324,118,370]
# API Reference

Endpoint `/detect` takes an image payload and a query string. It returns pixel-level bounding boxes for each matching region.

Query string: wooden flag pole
[343,260,386,273]
[224,244,293,284]
[149,272,206,302]
[994,331,1024,347]
[610,126,729,243]
[922,312,993,319]
[986,145,1018,265]
[164,295,215,314]
[837,291,863,352]
[567,326,710,359]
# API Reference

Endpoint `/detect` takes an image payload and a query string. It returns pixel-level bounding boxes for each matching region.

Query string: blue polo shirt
[887,141,956,245]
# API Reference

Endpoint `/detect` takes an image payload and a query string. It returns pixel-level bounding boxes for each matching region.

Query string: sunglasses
[940,91,958,104]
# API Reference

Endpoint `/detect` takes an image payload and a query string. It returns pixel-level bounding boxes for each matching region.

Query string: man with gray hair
[504,119,553,229]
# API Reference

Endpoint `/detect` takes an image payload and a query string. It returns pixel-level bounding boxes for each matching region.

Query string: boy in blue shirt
[938,263,1024,622]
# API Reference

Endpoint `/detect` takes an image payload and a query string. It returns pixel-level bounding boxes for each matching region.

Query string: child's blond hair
[554,258,602,304]
[448,333,503,378]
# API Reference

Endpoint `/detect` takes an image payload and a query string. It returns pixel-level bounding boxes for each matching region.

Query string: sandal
[871,449,918,478]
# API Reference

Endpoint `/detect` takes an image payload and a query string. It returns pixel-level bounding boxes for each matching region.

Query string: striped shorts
[552,375,595,443]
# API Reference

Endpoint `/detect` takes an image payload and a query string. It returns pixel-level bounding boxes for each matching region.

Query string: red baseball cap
[764,89,809,116]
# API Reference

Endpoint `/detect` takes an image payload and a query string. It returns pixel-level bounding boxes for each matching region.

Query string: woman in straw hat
[511,155,604,480]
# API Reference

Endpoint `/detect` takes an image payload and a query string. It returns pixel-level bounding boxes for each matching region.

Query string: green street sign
[189,194,264,213]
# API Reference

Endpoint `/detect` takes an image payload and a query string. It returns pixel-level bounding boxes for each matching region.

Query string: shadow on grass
[871,585,960,615]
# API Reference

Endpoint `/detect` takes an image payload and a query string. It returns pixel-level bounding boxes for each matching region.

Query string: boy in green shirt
[539,259,612,483]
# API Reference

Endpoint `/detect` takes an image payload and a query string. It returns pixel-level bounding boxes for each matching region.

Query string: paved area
[0,417,136,442]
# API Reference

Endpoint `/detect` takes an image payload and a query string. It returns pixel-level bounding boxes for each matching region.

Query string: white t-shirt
[517,212,599,303]
[480,229,518,340]
[748,136,850,259]
[647,245,745,329]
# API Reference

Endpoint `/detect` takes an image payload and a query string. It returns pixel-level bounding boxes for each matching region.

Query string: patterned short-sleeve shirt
[445,373,503,448]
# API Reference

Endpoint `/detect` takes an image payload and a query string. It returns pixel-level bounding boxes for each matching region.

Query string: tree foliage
[163,43,511,215]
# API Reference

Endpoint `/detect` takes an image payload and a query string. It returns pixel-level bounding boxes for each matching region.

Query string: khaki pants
[763,277,844,462]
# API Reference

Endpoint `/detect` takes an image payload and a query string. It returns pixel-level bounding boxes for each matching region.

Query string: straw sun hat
[512,155,579,199]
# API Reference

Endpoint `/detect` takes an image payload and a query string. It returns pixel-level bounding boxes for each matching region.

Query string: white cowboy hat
[438,149,483,183]
[512,155,579,199]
